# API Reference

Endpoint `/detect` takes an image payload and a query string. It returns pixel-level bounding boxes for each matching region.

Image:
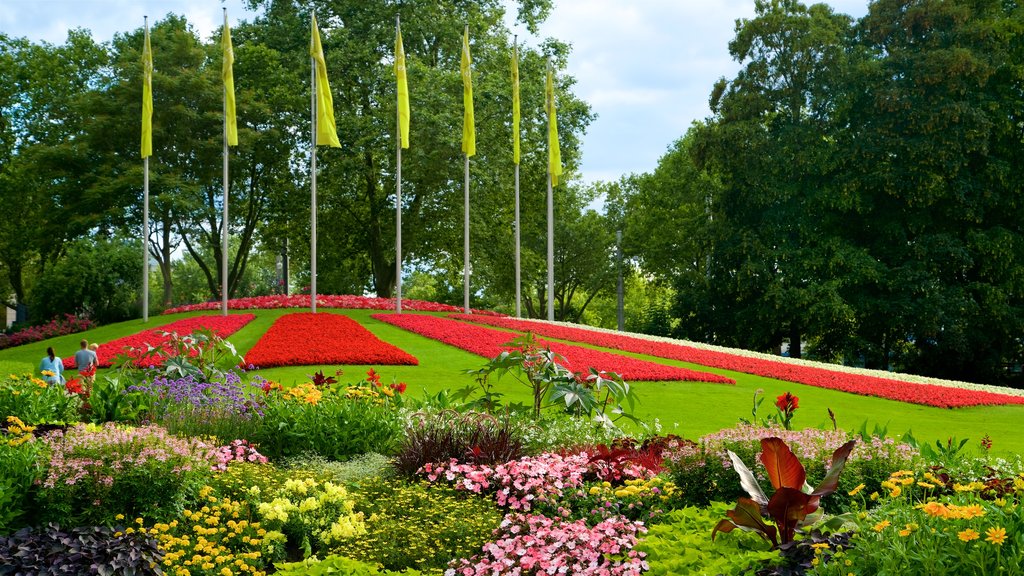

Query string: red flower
[775,392,799,413]
[65,378,83,395]
[390,382,407,394]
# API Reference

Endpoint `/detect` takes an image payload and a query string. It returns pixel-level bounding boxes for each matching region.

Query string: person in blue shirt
[39,346,66,385]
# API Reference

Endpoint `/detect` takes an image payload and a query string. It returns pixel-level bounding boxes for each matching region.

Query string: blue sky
[2,0,870,184]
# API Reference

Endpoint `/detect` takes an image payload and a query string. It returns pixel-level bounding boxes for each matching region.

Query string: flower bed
[449,315,1024,408]
[243,312,418,368]
[373,313,733,383]
[164,294,501,316]
[63,314,255,369]
[0,314,96,351]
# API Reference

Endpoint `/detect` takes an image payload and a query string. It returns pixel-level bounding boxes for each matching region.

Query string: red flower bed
[64,314,255,369]
[373,313,733,383]
[243,312,418,368]
[163,294,500,316]
[449,314,1024,409]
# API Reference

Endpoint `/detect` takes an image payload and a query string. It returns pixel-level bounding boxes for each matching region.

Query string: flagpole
[546,162,554,322]
[546,60,554,322]
[309,13,318,314]
[512,36,521,319]
[143,156,149,323]
[395,14,403,314]
[464,152,470,314]
[142,15,150,324]
[221,7,229,317]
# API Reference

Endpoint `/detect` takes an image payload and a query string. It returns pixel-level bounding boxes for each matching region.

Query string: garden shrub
[281,452,395,485]
[518,412,626,454]
[664,424,918,511]
[332,476,502,572]
[255,477,366,561]
[0,372,81,425]
[37,423,214,526]
[250,378,405,460]
[0,314,96,351]
[207,461,320,505]
[0,420,45,533]
[0,524,163,576]
[447,512,648,576]
[274,554,422,575]
[811,480,1024,576]
[570,476,678,524]
[395,410,525,476]
[635,503,777,576]
[147,484,279,575]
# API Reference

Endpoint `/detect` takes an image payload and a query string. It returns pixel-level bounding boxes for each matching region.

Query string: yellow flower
[848,483,866,496]
[873,520,890,532]
[889,486,901,498]
[958,529,980,542]
[985,526,1007,546]
[917,482,935,489]
[115,514,125,521]
[869,492,879,501]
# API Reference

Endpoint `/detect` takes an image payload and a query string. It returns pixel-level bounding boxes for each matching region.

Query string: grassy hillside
[3,307,1022,456]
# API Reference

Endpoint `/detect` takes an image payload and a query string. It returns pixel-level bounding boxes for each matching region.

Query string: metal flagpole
[396,103,403,313]
[143,157,149,323]
[221,9,229,316]
[513,37,521,319]
[310,14,317,314]
[395,15,403,314]
[546,165,553,321]
[514,164,521,318]
[142,15,150,324]
[464,153,470,314]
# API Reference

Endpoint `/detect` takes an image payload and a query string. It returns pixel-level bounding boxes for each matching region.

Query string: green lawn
[3,307,1022,456]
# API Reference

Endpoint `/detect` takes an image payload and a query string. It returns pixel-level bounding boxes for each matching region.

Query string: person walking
[74,339,99,390]
[39,346,66,385]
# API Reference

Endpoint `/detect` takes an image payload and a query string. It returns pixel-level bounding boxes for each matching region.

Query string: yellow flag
[511,43,520,165]
[310,15,341,148]
[223,12,238,146]
[461,26,475,157]
[395,21,410,149]
[141,21,153,158]
[546,66,562,186]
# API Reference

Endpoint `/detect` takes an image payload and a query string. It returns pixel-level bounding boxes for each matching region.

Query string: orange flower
[985,526,1007,546]
[873,520,890,532]
[958,529,980,542]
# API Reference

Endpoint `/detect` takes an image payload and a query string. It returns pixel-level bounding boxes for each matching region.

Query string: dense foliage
[612,0,1024,384]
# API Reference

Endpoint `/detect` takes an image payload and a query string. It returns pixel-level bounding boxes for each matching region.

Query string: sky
[2,0,870,184]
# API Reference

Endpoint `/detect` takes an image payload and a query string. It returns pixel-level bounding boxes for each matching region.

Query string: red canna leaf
[812,439,857,497]
[713,497,778,547]
[767,486,813,545]
[760,437,806,490]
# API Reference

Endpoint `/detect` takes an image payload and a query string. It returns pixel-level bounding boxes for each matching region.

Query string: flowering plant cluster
[445,513,648,576]
[63,314,255,369]
[164,294,501,315]
[774,391,799,430]
[576,477,678,523]
[0,371,81,425]
[39,423,215,525]
[0,313,95,351]
[374,313,734,383]
[139,485,274,575]
[128,371,265,421]
[211,439,268,472]
[420,452,592,511]
[3,416,36,447]
[450,314,1024,408]
[255,477,366,560]
[243,312,418,368]
[814,469,1024,575]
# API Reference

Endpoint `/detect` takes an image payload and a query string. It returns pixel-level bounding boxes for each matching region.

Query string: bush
[636,503,778,576]
[37,423,214,526]
[0,524,163,576]
[250,379,404,460]
[332,476,502,572]
[281,452,395,485]
[0,372,81,425]
[275,554,422,576]
[395,410,525,476]
[0,314,96,351]
[0,421,46,533]
[255,477,366,561]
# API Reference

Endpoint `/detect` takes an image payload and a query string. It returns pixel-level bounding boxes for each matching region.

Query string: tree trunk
[788,323,802,359]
